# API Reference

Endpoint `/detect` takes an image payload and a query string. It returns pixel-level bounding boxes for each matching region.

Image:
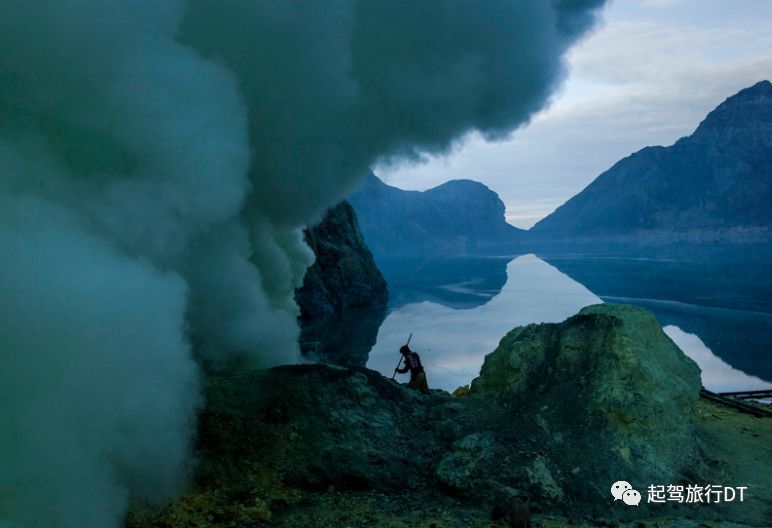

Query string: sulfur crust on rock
[129,305,771,527]
[471,304,702,484]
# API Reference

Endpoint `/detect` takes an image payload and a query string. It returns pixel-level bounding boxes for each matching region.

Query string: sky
[375,0,772,229]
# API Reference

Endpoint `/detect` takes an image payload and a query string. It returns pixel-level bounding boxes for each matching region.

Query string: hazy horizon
[375,0,772,228]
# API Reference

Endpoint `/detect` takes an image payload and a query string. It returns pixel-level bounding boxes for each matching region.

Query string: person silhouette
[394,344,430,394]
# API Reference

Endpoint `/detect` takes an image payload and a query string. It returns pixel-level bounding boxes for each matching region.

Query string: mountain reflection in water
[542,248,772,386]
[312,252,771,394]
[664,326,771,392]
[367,255,601,391]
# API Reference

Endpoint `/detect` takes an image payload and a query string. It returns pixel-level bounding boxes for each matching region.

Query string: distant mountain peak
[532,81,772,237]
[710,80,772,110]
[426,178,499,197]
[432,178,491,189]
[739,79,772,95]
[349,173,524,258]
[693,79,772,139]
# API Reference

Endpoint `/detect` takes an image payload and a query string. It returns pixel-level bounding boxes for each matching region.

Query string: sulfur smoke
[0,1,606,526]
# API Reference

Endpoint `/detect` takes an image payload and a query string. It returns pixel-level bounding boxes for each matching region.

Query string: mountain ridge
[532,80,772,237]
[349,172,524,258]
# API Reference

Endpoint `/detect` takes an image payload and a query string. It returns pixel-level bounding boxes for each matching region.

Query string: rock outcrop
[472,304,702,487]
[295,201,388,320]
[532,80,772,239]
[349,172,525,259]
[128,305,771,528]
[294,201,389,366]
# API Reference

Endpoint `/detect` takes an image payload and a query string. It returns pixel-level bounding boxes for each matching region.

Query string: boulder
[471,304,702,486]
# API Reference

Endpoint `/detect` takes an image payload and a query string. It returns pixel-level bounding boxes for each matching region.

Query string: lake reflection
[367,255,601,391]
[362,253,772,393]
[542,248,772,385]
[664,326,771,392]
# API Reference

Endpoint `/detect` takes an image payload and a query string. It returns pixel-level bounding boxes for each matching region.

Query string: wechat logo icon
[611,481,641,506]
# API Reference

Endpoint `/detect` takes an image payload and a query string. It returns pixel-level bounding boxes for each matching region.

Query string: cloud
[638,0,684,9]
[377,5,772,228]
[0,1,606,526]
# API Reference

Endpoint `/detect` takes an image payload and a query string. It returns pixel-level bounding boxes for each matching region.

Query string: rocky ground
[127,305,771,528]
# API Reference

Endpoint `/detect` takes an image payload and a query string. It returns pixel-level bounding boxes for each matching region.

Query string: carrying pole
[391,332,413,380]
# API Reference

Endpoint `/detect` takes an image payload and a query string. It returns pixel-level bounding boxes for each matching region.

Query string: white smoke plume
[0,1,606,526]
